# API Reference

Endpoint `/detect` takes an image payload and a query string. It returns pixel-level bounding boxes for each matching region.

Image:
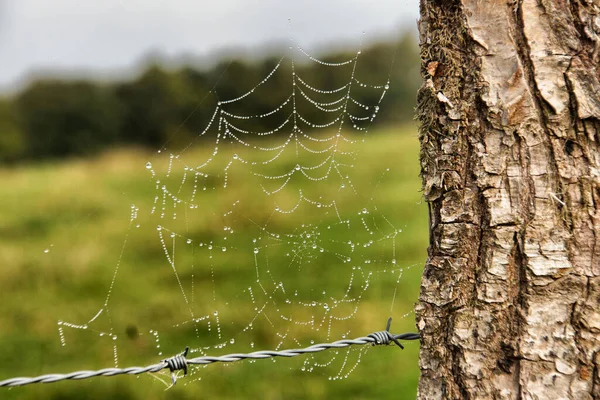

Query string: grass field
[0,125,427,399]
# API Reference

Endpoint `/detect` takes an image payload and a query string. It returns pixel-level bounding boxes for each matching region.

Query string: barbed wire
[0,317,419,388]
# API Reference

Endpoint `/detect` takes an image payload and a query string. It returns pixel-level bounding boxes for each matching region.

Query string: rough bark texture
[416,0,600,398]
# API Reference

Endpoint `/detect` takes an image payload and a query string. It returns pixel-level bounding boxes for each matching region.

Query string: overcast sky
[0,0,419,93]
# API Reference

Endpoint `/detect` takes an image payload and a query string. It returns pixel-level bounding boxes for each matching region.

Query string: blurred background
[0,1,426,399]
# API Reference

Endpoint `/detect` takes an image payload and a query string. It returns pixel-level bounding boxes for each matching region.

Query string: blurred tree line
[0,33,419,163]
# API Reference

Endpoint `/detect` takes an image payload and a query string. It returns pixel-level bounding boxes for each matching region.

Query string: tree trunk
[415,1,600,399]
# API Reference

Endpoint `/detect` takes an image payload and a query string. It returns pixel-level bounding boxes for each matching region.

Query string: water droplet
[145,162,152,169]
[254,248,259,254]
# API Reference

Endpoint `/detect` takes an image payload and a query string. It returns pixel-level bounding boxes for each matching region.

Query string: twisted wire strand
[188,336,381,365]
[0,318,419,388]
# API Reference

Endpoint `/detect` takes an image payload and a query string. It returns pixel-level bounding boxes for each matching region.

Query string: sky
[0,0,419,93]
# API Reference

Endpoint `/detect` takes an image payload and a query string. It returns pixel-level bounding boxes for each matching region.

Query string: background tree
[1,34,420,163]
[116,65,192,148]
[15,81,121,159]
[0,99,25,162]
[416,1,600,398]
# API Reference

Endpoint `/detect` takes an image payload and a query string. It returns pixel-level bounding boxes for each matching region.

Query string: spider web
[54,39,417,386]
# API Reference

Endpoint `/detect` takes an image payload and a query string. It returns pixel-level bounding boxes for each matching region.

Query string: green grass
[0,125,426,399]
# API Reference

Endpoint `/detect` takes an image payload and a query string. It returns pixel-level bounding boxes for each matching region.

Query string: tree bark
[415,1,600,399]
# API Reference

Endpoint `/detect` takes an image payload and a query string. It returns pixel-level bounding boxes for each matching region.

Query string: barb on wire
[0,317,420,388]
